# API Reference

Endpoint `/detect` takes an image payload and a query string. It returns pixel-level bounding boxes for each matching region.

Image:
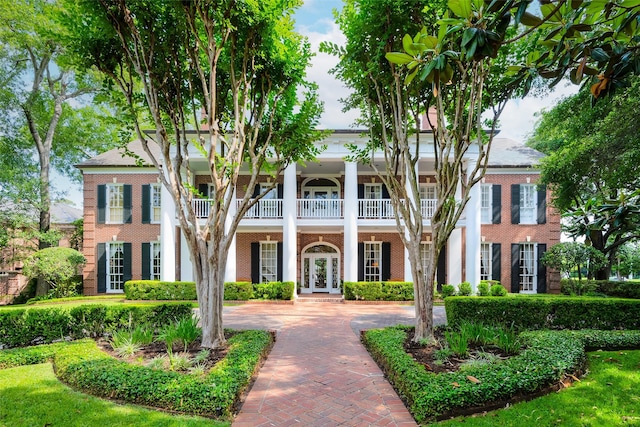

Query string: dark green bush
[446,296,640,331]
[560,279,640,299]
[0,303,193,348]
[457,282,472,296]
[361,326,639,423]
[125,280,197,300]
[252,282,294,300]
[224,282,253,300]
[490,284,508,296]
[440,284,456,298]
[343,282,413,301]
[54,330,273,418]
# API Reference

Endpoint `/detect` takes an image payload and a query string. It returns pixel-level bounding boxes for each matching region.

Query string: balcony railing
[298,199,343,218]
[192,197,438,220]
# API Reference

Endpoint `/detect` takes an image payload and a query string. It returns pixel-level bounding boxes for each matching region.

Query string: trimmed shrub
[252,282,295,300]
[560,279,640,299]
[457,282,472,296]
[0,303,193,348]
[490,284,508,296]
[476,281,490,296]
[125,280,197,300]
[362,326,594,423]
[224,282,253,300]
[343,282,413,301]
[445,296,640,331]
[440,284,456,298]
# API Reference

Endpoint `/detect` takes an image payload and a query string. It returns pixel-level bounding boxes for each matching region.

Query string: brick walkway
[225,302,446,426]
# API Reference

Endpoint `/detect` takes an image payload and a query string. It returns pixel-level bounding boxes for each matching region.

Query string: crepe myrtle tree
[63,0,325,349]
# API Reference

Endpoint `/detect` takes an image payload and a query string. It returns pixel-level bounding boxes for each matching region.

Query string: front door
[311,256,329,292]
[301,244,341,294]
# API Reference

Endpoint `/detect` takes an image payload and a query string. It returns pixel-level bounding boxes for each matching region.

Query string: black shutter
[277,242,283,282]
[437,249,446,289]
[277,184,283,199]
[198,183,208,198]
[382,242,391,281]
[358,242,364,281]
[537,186,547,224]
[511,244,520,293]
[537,243,547,293]
[251,242,260,284]
[492,243,501,282]
[382,185,390,199]
[97,243,106,293]
[511,184,520,224]
[123,243,132,282]
[492,184,502,224]
[252,184,260,198]
[141,243,151,280]
[357,184,364,199]
[97,185,106,224]
[123,185,132,224]
[142,185,150,224]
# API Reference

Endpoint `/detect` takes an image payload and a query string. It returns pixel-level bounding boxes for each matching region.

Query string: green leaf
[448,0,473,19]
[403,34,417,56]
[621,0,640,7]
[520,12,543,26]
[421,35,439,50]
[385,52,415,65]
[540,4,561,22]
[590,47,610,62]
[404,67,419,86]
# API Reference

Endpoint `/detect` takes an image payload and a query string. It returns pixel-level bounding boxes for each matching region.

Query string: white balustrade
[421,199,437,219]
[297,199,343,218]
[358,199,395,219]
[192,198,211,218]
[242,199,283,219]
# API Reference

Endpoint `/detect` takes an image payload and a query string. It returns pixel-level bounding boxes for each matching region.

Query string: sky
[59,0,578,208]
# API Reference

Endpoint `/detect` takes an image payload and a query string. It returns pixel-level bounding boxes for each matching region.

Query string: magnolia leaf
[404,67,419,86]
[520,12,543,26]
[591,47,610,62]
[449,0,473,19]
[621,0,640,6]
[540,4,561,22]
[467,375,481,384]
[403,34,417,56]
[422,35,439,50]
[385,52,415,65]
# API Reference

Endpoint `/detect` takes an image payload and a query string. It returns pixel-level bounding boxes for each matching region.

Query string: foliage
[124,280,293,301]
[476,281,490,296]
[542,242,608,286]
[490,284,508,296]
[362,326,592,423]
[0,303,192,348]
[343,281,414,301]
[22,247,86,298]
[175,317,201,352]
[440,284,456,298]
[252,282,295,300]
[561,279,640,299]
[445,295,640,331]
[223,282,253,301]
[62,0,325,349]
[612,242,640,279]
[457,282,472,296]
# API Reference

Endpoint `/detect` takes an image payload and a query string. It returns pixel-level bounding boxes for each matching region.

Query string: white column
[465,163,482,291]
[343,161,358,283]
[405,157,421,283]
[160,181,176,282]
[447,228,462,286]
[224,188,237,282]
[282,164,297,292]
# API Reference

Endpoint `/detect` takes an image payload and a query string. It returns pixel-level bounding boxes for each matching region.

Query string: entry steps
[296,294,344,303]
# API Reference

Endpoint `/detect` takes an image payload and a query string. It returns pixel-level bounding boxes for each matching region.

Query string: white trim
[301,242,341,294]
[79,168,158,174]
[106,241,125,294]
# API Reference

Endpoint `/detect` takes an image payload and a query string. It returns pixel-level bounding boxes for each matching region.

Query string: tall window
[150,184,162,223]
[260,242,278,283]
[364,183,382,199]
[107,242,124,292]
[519,243,536,292]
[364,242,382,282]
[151,241,161,280]
[421,242,432,283]
[480,243,492,281]
[107,184,124,223]
[481,185,492,223]
[420,184,437,200]
[259,183,277,199]
[520,184,537,224]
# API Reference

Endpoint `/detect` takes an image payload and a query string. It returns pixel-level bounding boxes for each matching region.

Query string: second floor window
[364,183,382,199]
[151,184,161,223]
[481,185,492,223]
[520,184,537,224]
[420,184,437,200]
[107,184,124,223]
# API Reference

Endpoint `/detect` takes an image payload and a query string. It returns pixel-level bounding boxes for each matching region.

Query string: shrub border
[361,326,640,423]
[0,329,274,419]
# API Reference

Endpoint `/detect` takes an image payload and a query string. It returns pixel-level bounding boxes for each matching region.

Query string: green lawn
[0,363,224,426]
[0,295,199,311]
[433,350,640,426]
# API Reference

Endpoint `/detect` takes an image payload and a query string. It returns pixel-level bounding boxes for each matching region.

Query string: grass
[0,363,226,427]
[0,295,199,310]
[433,350,640,426]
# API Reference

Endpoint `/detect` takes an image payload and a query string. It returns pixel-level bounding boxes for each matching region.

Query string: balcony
[192,197,438,221]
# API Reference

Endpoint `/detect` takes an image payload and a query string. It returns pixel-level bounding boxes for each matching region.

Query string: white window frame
[364,183,382,200]
[520,184,537,224]
[260,241,278,283]
[420,184,437,200]
[519,243,537,293]
[107,242,124,293]
[421,242,432,284]
[106,184,124,224]
[480,242,492,281]
[481,184,492,224]
[150,241,161,281]
[150,183,162,224]
[364,241,382,282]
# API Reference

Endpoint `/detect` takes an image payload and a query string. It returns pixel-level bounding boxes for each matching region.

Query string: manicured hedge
[0,303,193,349]
[343,281,413,301]
[362,326,640,423]
[124,280,294,301]
[445,296,640,330]
[561,279,640,299]
[0,330,273,419]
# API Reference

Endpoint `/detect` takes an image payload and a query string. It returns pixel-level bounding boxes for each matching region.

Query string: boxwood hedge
[0,303,193,348]
[445,296,640,330]
[343,281,413,301]
[124,280,294,301]
[0,329,273,419]
[362,326,640,423]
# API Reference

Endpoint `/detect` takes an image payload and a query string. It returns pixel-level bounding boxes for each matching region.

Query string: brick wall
[82,172,161,295]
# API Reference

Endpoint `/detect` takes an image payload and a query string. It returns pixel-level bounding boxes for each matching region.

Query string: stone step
[296,295,344,303]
